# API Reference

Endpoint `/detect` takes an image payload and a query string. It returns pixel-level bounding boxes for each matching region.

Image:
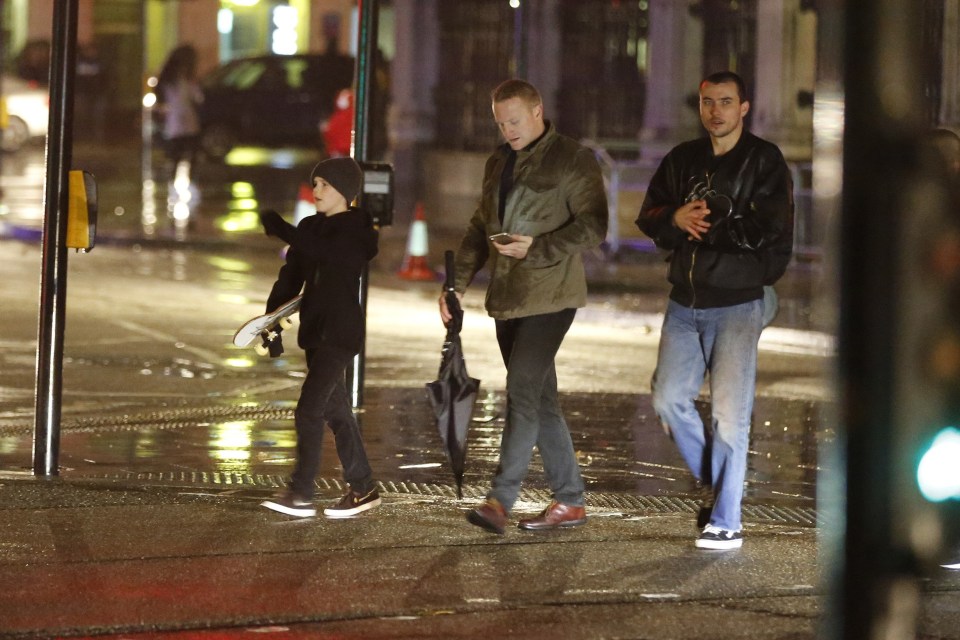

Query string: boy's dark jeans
[489,308,584,512]
[290,345,375,499]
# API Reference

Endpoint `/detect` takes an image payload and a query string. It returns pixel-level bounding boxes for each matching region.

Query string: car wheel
[1,116,30,152]
[200,123,236,161]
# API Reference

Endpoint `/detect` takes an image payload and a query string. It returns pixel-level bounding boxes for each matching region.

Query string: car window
[220,60,267,90]
[254,64,288,91]
[283,59,310,90]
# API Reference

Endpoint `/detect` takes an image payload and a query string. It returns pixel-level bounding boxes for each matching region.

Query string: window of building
[557,0,648,153]
[434,0,650,153]
[433,1,514,151]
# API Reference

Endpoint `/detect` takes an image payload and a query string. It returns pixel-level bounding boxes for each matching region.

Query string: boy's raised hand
[260,210,297,244]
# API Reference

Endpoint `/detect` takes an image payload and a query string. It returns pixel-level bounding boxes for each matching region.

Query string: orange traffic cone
[293,183,315,225]
[398,202,438,281]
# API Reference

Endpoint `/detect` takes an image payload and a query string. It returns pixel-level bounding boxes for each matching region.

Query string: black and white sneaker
[323,488,381,518]
[261,490,316,518]
[695,525,743,550]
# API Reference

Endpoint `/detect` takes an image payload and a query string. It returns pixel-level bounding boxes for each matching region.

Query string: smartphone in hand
[489,232,516,245]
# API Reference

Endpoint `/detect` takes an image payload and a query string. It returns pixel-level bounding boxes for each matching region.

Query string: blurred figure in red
[321,88,353,157]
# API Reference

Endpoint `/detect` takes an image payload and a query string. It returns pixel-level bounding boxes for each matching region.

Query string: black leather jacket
[636,132,794,308]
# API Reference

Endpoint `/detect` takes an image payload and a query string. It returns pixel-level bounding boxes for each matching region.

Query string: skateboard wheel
[255,343,269,357]
[279,317,294,330]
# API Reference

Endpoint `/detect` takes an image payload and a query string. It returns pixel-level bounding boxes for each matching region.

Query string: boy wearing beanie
[260,157,382,518]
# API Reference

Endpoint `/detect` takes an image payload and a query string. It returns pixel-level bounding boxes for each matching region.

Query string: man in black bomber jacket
[259,157,382,520]
[636,71,794,551]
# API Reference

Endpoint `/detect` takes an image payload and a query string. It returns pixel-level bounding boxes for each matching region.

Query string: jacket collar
[497,120,557,159]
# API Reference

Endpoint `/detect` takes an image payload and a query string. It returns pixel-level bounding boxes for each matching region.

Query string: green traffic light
[917,427,960,502]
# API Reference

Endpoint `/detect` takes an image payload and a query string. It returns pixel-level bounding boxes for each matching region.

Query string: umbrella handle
[444,250,455,293]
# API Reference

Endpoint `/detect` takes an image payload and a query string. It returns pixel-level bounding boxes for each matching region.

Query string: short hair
[491,79,542,107]
[700,71,748,102]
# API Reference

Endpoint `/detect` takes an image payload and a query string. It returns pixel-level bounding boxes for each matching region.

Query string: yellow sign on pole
[66,170,98,251]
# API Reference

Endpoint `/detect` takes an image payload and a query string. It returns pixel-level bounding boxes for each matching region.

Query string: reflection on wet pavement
[0,388,821,509]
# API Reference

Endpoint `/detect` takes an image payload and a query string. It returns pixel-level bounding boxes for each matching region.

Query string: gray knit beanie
[310,157,363,204]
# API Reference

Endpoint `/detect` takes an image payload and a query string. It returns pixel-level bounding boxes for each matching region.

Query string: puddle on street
[0,389,822,507]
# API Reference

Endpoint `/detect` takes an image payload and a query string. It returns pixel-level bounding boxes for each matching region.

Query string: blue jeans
[651,299,763,531]
[489,308,584,512]
[290,345,375,499]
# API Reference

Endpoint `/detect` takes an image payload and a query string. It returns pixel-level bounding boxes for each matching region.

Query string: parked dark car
[197,53,354,160]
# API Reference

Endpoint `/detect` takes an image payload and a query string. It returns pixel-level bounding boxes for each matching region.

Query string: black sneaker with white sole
[323,488,381,518]
[261,490,316,517]
[695,525,743,550]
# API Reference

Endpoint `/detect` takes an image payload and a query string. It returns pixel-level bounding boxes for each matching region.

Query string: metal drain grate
[0,405,297,435]
[86,470,819,527]
[1,403,821,529]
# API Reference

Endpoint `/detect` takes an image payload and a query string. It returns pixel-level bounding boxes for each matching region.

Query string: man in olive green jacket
[439,79,608,534]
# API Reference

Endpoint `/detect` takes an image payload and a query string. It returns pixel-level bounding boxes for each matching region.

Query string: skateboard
[233,295,302,356]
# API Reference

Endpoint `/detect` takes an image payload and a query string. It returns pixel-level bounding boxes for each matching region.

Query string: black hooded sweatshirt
[266,207,379,354]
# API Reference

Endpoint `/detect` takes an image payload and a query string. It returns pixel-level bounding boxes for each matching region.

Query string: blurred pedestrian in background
[14,40,50,85]
[156,45,203,178]
[321,88,354,157]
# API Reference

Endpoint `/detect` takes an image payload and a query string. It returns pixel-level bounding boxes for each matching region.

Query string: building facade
[4,0,958,227]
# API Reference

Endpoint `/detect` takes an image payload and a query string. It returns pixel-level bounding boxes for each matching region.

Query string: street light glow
[917,427,960,502]
[217,9,234,35]
[271,6,298,55]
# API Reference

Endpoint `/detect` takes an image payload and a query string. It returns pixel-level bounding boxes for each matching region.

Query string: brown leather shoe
[518,500,587,531]
[466,498,508,534]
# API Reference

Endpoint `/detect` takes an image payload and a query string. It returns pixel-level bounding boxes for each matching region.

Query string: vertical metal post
[812,3,845,638]
[0,0,6,192]
[347,0,379,408]
[33,0,79,476]
[828,0,930,637]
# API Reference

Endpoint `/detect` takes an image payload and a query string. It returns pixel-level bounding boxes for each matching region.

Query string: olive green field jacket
[453,122,608,320]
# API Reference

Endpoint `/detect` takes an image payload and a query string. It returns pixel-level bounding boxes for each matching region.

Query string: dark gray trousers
[489,308,584,511]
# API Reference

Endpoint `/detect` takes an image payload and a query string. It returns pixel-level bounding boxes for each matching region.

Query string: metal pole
[831,0,929,637]
[33,0,79,476]
[0,0,6,192]
[812,3,845,637]
[347,0,378,408]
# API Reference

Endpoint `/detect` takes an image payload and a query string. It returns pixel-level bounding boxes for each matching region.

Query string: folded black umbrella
[426,250,480,498]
